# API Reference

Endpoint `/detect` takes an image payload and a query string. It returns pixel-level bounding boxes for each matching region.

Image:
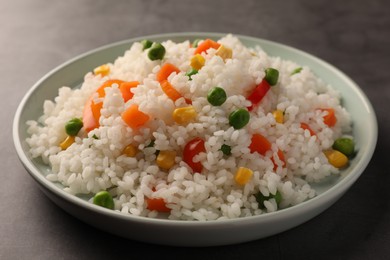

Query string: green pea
[291,67,302,75]
[254,191,282,209]
[207,87,227,106]
[332,137,355,157]
[229,108,250,129]
[141,39,153,50]
[65,118,83,136]
[273,191,282,205]
[185,68,198,80]
[192,39,202,48]
[148,43,166,61]
[93,191,115,210]
[264,68,279,86]
[220,144,232,156]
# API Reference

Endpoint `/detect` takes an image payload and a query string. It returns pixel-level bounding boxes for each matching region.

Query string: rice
[26,34,352,221]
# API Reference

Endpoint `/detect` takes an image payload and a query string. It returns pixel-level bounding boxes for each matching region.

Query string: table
[2,0,389,258]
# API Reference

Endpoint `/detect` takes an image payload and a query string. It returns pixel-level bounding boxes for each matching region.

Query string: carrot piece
[157,63,180,83]
[249,133,272,156]
[146,198,171,212]
[121,104,150,129]
[96,79,125,97]
[119,81,139,102]
[90,100,103,125]
[271,149,286,170]
[82,98,97,133]
[93,79,126,125]
[320,108,337,127]
[160,80,183,102]
[83,79,125,132]
[194,39,221,55]
[301,122,316,136]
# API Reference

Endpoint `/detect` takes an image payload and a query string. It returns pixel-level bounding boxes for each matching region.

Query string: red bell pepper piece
[247,79,271,111]
[183,137,206,173]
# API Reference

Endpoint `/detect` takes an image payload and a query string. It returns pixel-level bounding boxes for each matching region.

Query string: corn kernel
[324,150,349,168]
[156,150,176,170]
[173,106,197,125]
[215,45,233,61]
[272,110,284,124]
[123,144,138,157]
[190,54,205,70]
[60,135,75,150]
[93,64,110,76]
[234,167,253,185]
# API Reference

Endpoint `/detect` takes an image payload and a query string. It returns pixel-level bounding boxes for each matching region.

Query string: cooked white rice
[26,34,352,220]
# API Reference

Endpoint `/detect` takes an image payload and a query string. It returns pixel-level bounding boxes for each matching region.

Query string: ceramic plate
[13,33,377,246]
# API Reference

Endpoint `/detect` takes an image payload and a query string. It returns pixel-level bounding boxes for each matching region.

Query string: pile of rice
[26,34,352,221]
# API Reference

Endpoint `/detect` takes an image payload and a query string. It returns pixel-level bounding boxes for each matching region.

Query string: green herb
[254,191,282,209]
[291,67,302,75]
[220,144,232,156]
[185,68,198,80]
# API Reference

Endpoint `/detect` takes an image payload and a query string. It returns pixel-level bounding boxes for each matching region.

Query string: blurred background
[1,0,389,259]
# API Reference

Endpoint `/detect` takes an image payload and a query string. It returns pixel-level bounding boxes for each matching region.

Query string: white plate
[13,33,377,246]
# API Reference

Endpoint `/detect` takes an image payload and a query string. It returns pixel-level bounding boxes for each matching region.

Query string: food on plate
[26,34,354,221]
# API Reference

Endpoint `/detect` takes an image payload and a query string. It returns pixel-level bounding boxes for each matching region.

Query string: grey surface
[1,0,389,259]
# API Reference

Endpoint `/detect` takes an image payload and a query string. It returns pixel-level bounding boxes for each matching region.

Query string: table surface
[2,0,389,259]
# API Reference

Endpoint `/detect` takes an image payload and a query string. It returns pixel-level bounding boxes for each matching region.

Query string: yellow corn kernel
[234,167,253,185]
[173,106,197,125]
[93,64,110,76]
[123,144,138,157]
[272,110,284,124]
[156,150,177,170]
[190,54,205,70]
[60,135,75,150]
[324,150,349,168]
[215,45,233,61]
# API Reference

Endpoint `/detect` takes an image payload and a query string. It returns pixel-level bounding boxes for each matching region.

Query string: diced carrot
[90,100,103,126]
[320,108,337,127]
[83,98,98,133]
[301,123,316,136]
[250,134,285,170]
[249,133,272,156]
[83,79,124,132]
[96,79,125,97]
[156,63,180,83]
[160,80,183,102]
[271,149,286,170]
[121,104,150,129]
[146,198,171,212]
[93,79,125,125]
[194,39,221,55]
[119,81,139,102]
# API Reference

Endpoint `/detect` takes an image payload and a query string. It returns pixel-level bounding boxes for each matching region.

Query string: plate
[13,33,377,246]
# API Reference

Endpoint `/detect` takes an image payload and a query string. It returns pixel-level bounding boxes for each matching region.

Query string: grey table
[2,0,389,259]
